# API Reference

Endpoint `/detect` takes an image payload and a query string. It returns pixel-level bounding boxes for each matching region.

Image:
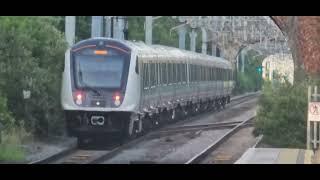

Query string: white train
[61,38,234,145]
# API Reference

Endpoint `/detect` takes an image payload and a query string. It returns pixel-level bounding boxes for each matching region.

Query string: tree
[0,16,67,137]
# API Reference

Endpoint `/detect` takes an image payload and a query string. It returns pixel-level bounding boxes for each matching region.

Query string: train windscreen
[74,54,125,89]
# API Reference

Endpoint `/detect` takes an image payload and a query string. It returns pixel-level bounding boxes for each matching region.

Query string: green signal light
[256,66,263,73]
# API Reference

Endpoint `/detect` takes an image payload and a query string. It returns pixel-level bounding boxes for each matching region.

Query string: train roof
[75,38,232,69]
[125,41,232,69]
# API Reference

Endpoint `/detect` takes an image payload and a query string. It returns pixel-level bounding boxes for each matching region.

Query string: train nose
[91,116,105,126]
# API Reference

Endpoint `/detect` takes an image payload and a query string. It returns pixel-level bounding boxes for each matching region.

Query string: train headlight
[73,91,85,105]
[113,92,122,106]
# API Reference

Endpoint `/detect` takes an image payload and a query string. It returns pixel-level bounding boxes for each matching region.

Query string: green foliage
[233,50,264,94]
[0,94,15,129]
[0,126,30,162]
[0,16,67,137]
[128,16,180,47]
[234,72,258,94]
[254,81,308,148]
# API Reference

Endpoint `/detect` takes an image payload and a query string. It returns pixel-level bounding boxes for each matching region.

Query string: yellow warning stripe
[304,150,313,164]
[276,149,299,164]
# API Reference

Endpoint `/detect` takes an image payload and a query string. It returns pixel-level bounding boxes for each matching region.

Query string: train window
[221,69,224,81]
[150,63,153,87]
[179,63,182,83]
[225,69,227,81]
[202,66,204,81]
[212,67,216,81]
[174,63,177,83]
[197,65,200,82]
[168,63,172,84]
[196,65,198,82]
[156,63,159,85]
[135,57,139,74]
[175,63,178,83]
[190,65,193,82]
[180,64,183,83]
[206,67,209,81]
[200,66,202,81]
[176,63,179,83]
[151,63,156,87]
[172,63,175,84]
[159,63,162,85]
[163,63,167,85]
[189,64,192,82]
[188,64,191,82]
[212,68,214,81]
[222,69,226,81]
[199,66,202,81]
[183,63,186,83]
[180,63,183,83]
[143,63,149,89]
[157,63,161,85]
[204,66,206,81]
[202,66,205,81]
[192,65,194,82]
[212,67,214,81]
[195,65,197,82]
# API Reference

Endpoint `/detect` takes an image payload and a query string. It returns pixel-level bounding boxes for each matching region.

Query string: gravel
[23,136,77,163]
[102,97,258,164]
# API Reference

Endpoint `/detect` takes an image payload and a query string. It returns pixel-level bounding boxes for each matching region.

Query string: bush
[0,126,30,162]
[0,16,67,137]
[235,72,256,94]
[0,94,29,162]
[254,80,308,148]
[0,94,15,129]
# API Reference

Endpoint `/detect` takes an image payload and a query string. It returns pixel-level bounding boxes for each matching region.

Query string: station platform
[235,148,314,164]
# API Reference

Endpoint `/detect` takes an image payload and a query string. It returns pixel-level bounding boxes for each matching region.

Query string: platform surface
[235,148,314,164]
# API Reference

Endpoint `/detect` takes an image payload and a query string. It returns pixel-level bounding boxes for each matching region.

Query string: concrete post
[201,28,207,54]
[114,16,125,40]
[65,16,75,47]
[105,16,112,38]
[178,26,187,49]
[243,21,247,42]
[189,29,197,52]
[237,54,240,71]
[145,16,152,45]
[241,49,245,73]
[211,42,217,56]
[269,61,273,81]
[91,16,103,38]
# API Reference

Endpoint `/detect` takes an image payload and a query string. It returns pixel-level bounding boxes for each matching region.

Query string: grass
[0,127,30,163]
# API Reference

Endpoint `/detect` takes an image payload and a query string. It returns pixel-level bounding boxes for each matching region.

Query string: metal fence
[307,86,320,150]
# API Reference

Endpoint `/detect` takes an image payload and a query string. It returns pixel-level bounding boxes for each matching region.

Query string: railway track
[31,92,259,164]
[184,117,254,164]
